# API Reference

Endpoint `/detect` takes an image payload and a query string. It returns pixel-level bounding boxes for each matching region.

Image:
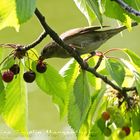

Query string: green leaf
[16,0,36,24]
[87,57,103,90]
[2,61,28,136]
[123,49,140,68]
[78,120,90,140]
[104,0,131,25]
[0,47,4,61]
[89,123,104,140]
[86,0,102,24]
[0,0,36,31]
[134,72,140,95]
[97,118,106,133]
[0,56,15,70]
[87,89,106,125]
[0,72,5,114]
[73,0,102,25]
[32,61,68,117]
[131,108,140,133]
[120,59,140,95]
[59,58,80,87]
[26,48,39,69]
[68,71,91,132]
[105,58,125,87]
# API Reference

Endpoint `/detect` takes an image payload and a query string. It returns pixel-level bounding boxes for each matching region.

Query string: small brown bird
[41,22,138,59]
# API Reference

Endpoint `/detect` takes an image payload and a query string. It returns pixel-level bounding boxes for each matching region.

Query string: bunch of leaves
[73,0,140,27]
[0,1,140,32]
[0,1,140,140]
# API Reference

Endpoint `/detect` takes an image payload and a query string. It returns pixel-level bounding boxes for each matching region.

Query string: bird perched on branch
[41,22,138,59]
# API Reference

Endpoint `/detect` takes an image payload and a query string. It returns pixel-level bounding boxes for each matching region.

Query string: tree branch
[34,8,123,91]
[112,0,140,16]
[25,31,48,51]
[33,8,136,107]
[34,8,86,67]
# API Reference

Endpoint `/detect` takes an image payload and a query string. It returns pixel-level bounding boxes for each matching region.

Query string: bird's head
[41,42,70,59]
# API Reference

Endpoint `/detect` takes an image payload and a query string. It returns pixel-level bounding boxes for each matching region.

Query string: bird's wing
[60,26,109,41]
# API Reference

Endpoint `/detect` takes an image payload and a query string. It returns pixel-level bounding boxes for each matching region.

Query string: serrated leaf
[121,59,140,95]
[104,0,131,26]
[68,71,91,132]
[73,0,102,25]
[59,58,80,87]
[2,61,28,137]
[123,49,140,68]
[0,56,15,70]
[32,61,68,117]
[0,0,36,31]
[105,58,125,87]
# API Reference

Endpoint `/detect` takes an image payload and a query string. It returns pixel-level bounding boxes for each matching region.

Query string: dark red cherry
[36,61,47,73]
[102,111,110,121]
[10,64,20,75]
[23,71,36,83]
[2,71,14,83]
[122,126,130,136]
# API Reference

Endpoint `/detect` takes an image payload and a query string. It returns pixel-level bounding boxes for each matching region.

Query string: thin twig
[94,55,103,70]
[34,8,123,92]
[34,8,85,67]
[112,0,140,16]
[25,31,48,51]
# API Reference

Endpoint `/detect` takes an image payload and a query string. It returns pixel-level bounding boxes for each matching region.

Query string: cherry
[36,61,47,73]
[10,64,20,75]
[118,129,126,138]
[23,71,36,83]
[103,127,112,137]
[2,71,14,83]
[122,126,130,136]
[102,111,110,121]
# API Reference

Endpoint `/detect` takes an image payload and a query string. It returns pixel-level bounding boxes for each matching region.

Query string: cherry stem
[103,48,123,55]
[0,44,17,49]
[0,51,14,66]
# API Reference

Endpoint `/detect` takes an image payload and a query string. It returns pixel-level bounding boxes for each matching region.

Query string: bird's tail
[101,22,138,41]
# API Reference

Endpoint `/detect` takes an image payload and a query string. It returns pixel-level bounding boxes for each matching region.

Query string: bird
[41,22,138,59]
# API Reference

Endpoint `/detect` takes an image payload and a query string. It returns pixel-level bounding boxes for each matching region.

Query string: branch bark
[34,8,135,94]
[112,0,140,16]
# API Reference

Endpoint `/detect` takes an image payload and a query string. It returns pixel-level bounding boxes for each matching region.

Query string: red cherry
[122,126,130,136]
[102,111,110,121]
[2,71,14,83]
[23,71,36,83]
[36,61,47,73]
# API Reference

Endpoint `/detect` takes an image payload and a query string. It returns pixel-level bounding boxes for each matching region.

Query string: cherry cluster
[2,60,47,83]
[101,111,131,138]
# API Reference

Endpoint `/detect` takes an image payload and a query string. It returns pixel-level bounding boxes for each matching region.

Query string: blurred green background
[0,0,139,140]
